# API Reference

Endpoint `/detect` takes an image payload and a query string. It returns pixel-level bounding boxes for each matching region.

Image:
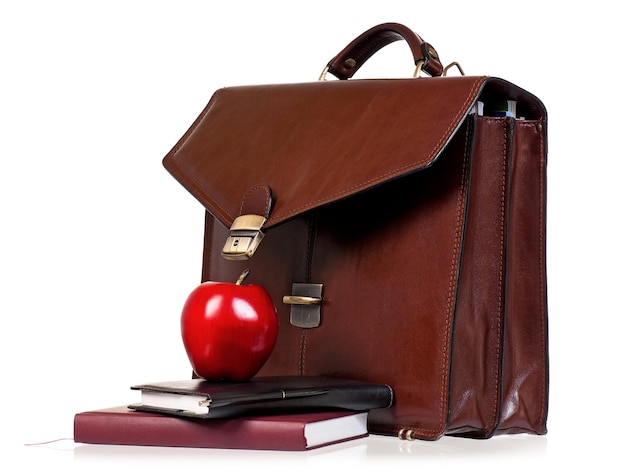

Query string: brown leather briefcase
[162,23,549,441]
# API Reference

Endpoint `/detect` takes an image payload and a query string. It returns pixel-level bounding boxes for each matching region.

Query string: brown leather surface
[447,117,513,437]
[164,73,548,439]
[163,76,486,229]
[239,184,273,219]
[497,120,549,435]
[197,128,470,438]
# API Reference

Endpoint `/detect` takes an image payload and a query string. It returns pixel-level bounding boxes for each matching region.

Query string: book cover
[74,406,368,451]
[128,375,393,419]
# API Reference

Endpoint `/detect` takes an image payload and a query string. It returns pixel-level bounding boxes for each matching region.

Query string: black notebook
[129,375,393,419]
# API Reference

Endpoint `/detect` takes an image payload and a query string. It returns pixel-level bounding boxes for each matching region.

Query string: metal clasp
[443,61,465,76]
[221,214,266,260]
[283,283,323,328]
[318,66,330,81]
[412,60,425,78]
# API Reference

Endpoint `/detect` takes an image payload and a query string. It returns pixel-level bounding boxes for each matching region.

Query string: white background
[2,1,624,473]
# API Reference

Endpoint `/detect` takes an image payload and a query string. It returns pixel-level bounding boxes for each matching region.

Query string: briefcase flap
[163,76,545,229]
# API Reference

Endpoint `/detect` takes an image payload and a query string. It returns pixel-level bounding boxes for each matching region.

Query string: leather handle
[325,23,444,80]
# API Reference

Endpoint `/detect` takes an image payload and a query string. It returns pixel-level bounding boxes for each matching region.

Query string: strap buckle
[284,283,324,328]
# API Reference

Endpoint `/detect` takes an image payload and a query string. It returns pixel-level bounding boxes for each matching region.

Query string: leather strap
[239,183,273,219]
[326,23,443,79]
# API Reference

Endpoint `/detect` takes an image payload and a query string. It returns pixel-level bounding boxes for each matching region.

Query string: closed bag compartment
[163,23,549,440]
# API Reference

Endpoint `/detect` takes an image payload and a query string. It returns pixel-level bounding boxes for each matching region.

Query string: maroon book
[74,406,368,451]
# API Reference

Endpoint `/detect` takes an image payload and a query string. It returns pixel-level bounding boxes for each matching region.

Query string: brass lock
[221,214,266,260]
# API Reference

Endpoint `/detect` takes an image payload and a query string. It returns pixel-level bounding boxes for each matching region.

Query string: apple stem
[235,269,250,285]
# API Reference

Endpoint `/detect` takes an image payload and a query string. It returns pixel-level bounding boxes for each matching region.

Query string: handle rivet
[344,58,357,69]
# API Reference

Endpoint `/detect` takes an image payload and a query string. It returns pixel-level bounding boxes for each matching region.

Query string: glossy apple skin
[180,281,279,381]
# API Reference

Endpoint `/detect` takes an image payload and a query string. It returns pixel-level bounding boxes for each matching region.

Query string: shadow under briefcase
[162,22,549,441]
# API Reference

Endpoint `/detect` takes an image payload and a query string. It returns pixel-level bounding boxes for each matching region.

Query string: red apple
[180,270,279,381]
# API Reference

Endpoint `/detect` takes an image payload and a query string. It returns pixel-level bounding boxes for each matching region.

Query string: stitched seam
[166,158,234,224]
[490,119,508,428]
[353,35,396,66]
[435,119,471,438]
[298,212,318,375]
[298,330,307,375]
[165,95,235,224]
[404,122,471,440]
[170,95,218,156]
[305,212,317,283]
[538,123,547,427]
[202,212,214,282]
